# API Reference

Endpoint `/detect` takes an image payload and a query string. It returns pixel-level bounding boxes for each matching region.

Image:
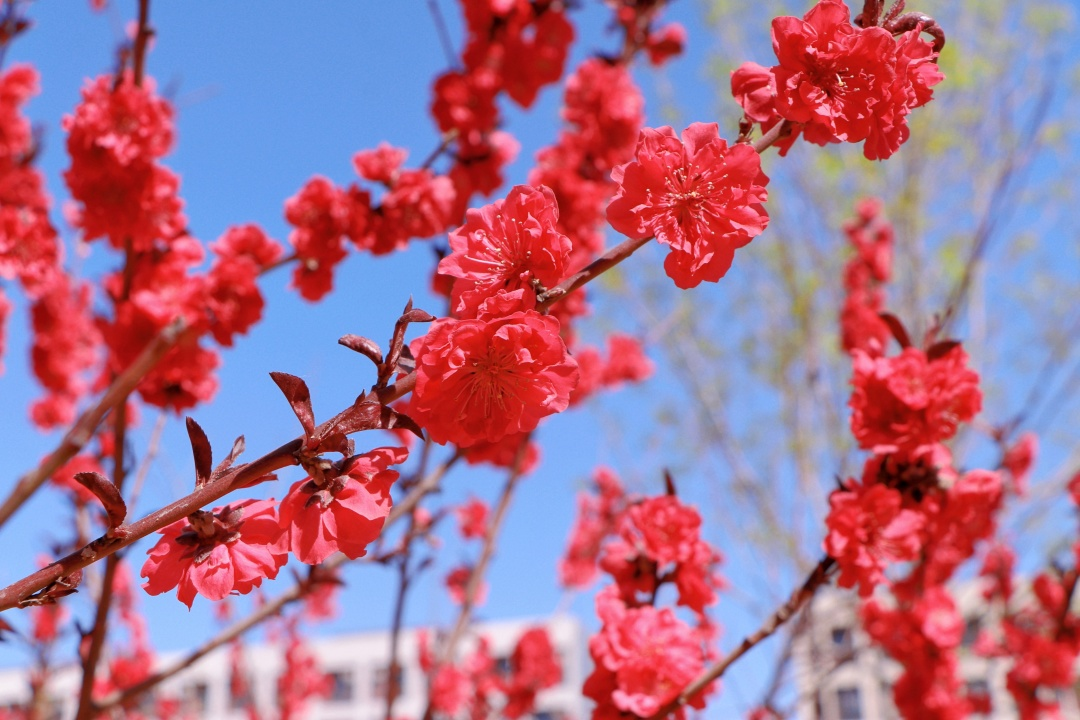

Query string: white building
[792,584,1080,720]
[0,615,587,720]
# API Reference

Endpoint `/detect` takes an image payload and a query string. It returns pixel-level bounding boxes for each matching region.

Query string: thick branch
[0,318,185,531]
[647,556,836,720]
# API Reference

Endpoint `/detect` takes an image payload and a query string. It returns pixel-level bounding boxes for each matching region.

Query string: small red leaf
[270,372,316,439]
[212,435,246,481]
[318,401,423,441]
[380,300,435,388]
[878,312,912,349]
[339,334,384,366]
[73,472,127,529]
[186,417,213,488]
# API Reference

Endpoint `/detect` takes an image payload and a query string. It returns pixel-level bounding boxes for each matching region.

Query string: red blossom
[768,0,944,159]
[439,184,571,318]
[608,122,770,288]
[825,476,925,596]
[849,345,982,453]
[141,499,287,608]
[585,588,713,718]
[278,446,407,565]
[409,290,579,447]
[455,497,491,540]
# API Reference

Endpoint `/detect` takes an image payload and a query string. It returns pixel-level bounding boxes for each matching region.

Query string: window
[326,670,355,703]
[831,626,853,654]
[373,663,404,703]
[182,682,208,715]
[837,686,861,720]
[961,617,981,648]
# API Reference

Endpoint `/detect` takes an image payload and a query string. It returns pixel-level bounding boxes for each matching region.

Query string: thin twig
[425,0,458,68]
[937,71,1055,335]
[127,411,168,521]
[74,400,130,720]
[131,0,151,87]
[0,318,186,532]
[439,440,528,666]
[537,236,653,311]
[647,556,837,720]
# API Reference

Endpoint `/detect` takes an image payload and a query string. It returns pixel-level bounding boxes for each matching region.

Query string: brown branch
[91,453,459,714]
[74,400,132,720]
[537,236,653,311]
[937,73,1055,335]
[647,556,837,720]
[439,444,526,665]
[0,317,186,531]
[131,0,151,87]
[752,120,794,155]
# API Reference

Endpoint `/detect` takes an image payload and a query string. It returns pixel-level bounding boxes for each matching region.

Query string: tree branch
[647,556,836,720]
[0,318,186,532]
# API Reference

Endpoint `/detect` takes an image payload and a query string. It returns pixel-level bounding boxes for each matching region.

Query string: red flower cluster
[849,344,982,454]
[863,588,974,720]
[429,0,573,217]
[0,65,100,427]
[284,162,455,301]
[409,290,579,447]
[560,467,626,589]
[608,122,770,288]
[439,184,571,318]
[585,586,714,718]
[839,198,894,356]
[732,0,945,159]
[530,55,645,320]
[422,626,562,719]
[64,72,184,250]
[567,475,724,717]
[278,446,407,565]
[571,332,654,406]
[141,499,287,608]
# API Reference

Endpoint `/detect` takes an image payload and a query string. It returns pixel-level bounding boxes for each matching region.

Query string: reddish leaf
[339,334,383,367]
[317,401,423,445]
[186,417,213,488]
[270,371,316,439]
[926,339,961,362]
[664,469,677,496]
[380,299,435,388]
[878,312,912,349]
[212,435,246,481]
[73,472,127,530]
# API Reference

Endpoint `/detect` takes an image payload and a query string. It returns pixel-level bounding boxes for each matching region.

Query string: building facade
[792,584,1080,720]
[0,615,587,720]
